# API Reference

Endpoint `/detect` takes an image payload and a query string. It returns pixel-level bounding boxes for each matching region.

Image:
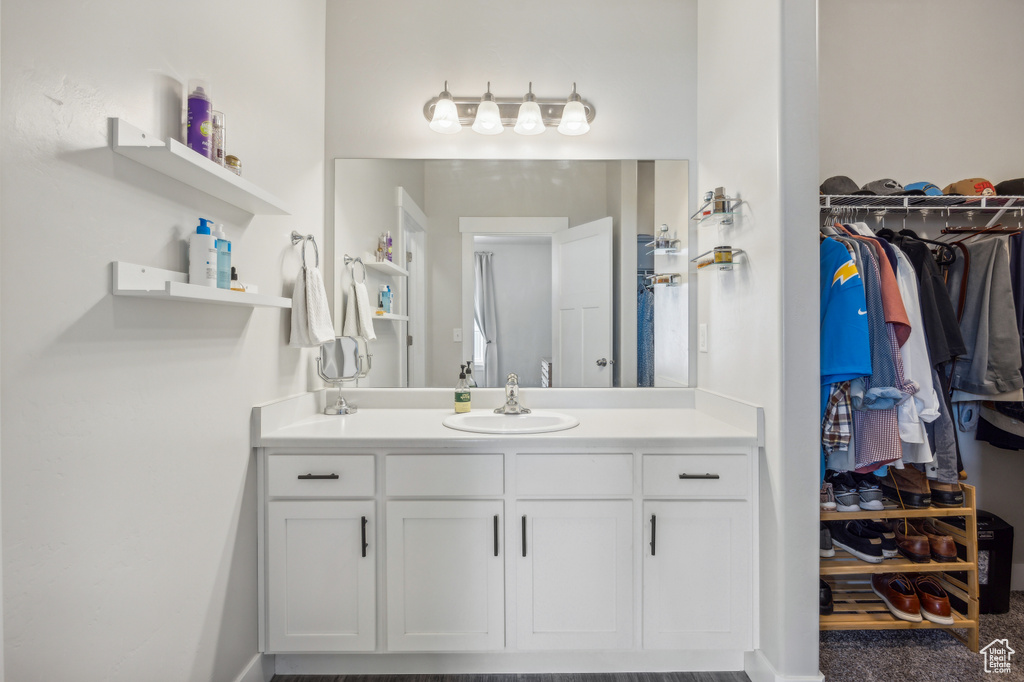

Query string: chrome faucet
[495,372,531,415]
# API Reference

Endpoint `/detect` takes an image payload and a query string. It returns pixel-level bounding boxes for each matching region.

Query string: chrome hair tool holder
[317,336,372,415]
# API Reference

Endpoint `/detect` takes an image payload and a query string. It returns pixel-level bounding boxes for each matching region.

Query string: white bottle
[189,218,218,287]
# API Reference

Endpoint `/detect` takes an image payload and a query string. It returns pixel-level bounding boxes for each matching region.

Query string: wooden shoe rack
[819,483,980,652]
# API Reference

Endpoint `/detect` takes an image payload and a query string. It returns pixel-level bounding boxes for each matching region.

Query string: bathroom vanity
[253,388,762,675]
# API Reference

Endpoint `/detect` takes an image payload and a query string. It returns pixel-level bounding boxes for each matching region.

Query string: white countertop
[256,407,758,449]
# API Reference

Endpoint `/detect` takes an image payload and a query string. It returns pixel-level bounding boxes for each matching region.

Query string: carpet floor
[272,675,749,682]
[820,591,1024,681]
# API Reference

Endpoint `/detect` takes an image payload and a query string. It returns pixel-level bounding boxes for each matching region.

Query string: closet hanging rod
[820,194,1024,210]
[940,226,1022,235]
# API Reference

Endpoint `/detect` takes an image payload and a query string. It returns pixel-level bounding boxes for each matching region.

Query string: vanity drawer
[642,454,749,498]
[267,455,375,498]
[516,453,633,496]
[386,454,503,496]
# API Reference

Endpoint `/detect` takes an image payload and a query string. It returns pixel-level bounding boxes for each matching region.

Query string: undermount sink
[442,410,580,434]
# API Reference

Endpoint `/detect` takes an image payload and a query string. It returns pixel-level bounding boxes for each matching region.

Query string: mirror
[333,159,690,389]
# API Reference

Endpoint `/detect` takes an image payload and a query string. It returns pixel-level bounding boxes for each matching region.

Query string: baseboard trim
[233,653,274,682]
[744,649,824,682]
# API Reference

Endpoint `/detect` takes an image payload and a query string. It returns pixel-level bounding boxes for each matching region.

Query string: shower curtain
[475,252,499,387]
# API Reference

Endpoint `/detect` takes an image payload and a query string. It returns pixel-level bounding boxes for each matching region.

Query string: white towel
[289,265,335,348]
[342,281,376,340]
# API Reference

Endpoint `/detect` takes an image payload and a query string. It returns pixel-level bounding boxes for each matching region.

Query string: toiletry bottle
[465,360,478,388]
[186,80,213,159]
[189,218,218,287]
[213,223,231,289]
[385,285,392,313]
[212,111,226,166]
[376,234,385,262]
[455,366,471,413]
[386,231,393,262]
[230,267,245,292]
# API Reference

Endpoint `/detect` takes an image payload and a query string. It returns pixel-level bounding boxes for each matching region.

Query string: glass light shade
[429,97,461,134]
[514,100,545,135]
[472,100,504,135]
[557,100,590,135]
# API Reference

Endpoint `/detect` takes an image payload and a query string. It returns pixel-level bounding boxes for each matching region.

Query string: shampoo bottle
[189,218,218,287]
[455,366,471,413]
[186,79,213,159]
[213,224,231,289]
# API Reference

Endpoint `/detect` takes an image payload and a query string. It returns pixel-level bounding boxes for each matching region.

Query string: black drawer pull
[522,515,527,557]
[650,514,657,556]
[678,473,720,480]
[297,473,339,480]
[361,516,369,558]
[493,515,500,557]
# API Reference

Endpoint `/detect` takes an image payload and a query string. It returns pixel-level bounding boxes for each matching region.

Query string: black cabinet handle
[650,514,657,556]
[298,473,339,480]
[361,516,368,557]
[493,515,500,557]
[521,515,527,557]
[678,473,720,480]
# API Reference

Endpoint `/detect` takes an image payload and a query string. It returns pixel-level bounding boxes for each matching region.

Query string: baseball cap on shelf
[995,178,1024,196]
[860,178,917,195]
[904,182,944,196]
[820,175,874,195]
[943,178,996,196]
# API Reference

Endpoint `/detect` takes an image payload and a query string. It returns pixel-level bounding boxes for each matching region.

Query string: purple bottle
[186,79,213,159]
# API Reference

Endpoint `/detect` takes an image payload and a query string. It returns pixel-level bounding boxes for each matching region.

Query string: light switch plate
[453,328,463,343]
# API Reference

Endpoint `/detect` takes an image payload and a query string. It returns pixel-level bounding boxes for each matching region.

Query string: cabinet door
[517,500,633,650]
[267,500,375,652]
[643,500,751,650]
[386,500,504,651]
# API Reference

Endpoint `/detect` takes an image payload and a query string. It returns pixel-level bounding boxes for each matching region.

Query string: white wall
[821,0,1024,589]
[697,0,820,679]
[0,1,326,680]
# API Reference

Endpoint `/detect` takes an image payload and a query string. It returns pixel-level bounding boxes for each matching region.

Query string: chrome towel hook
[343,254,367,284]
[291,231,319,268]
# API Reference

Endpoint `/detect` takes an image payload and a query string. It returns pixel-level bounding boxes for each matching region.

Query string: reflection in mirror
[334,160,690,389]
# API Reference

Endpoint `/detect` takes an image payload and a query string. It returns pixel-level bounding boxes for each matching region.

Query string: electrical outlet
[699,323,708,352]
[453,328,463,343]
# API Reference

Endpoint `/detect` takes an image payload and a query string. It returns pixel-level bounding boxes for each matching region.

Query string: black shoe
[827,520,884,563]
[820,522,835,558]
[858,520,899,558]
[820,578,834,616]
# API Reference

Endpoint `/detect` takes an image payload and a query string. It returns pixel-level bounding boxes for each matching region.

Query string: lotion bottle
[213,223,231,289]
[455,366,471,413]
[189,218,218,287]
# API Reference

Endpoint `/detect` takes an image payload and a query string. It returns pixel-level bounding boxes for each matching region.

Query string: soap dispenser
[188,218,218,287]
[455,365,471,413]
[464,360,478,388]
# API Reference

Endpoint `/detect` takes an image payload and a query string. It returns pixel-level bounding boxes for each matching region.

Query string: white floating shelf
[372,311,409,321]
[112,262,291,309]
[363,260,409,277]
[109,118,291,216]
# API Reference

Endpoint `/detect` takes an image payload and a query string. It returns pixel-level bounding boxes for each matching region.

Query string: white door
[397,187,428,387]
[552,216,614,387]
[643,500,752,650]
[386,500,504,651]
[267,500,375,652]
[517,500,633,650]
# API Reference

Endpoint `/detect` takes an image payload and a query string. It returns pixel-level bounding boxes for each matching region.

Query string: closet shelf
[109,118,291,216]
[373,311,408,321]
[111,261,291,309]
[364,260,409,277]
[820,194,1024,211]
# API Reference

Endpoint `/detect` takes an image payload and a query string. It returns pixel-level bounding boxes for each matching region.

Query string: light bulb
[557,83,590,136]
[429,82,461,134]
[472,82,504,135]
[514,83,545,135]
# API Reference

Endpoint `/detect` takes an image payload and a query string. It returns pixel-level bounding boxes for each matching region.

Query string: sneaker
[820,578,834,616]
[871,573,922,622]
[826,471,861,512]
[820,522,835,558]
[820,481,837,511]
[853,473,884,511]
[827,520,884,563]
[858,520,899,558]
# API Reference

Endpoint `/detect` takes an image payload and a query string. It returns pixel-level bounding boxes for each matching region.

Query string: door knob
[596,358,614,367]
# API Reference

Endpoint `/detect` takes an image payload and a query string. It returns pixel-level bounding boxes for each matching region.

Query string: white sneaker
[820,481,837,511]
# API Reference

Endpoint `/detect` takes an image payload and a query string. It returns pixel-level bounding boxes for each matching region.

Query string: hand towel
[342,281,376,340]
[289,265,335,347]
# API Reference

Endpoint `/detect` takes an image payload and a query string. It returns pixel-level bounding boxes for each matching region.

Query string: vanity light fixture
[423,82,595,135]
[471,82,504,135]
[428,81,462,134]
[556,83,590,136]
[513,83,544,136]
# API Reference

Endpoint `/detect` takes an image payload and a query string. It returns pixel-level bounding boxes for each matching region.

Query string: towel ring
[343,254,366,284]
[291,231,319,268]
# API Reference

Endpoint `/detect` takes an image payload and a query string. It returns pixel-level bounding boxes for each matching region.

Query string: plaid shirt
[822,381,852,454]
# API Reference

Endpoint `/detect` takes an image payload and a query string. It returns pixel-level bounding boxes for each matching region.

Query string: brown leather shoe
[889,519,931,563]
[928,480,964,508]
[879,466,931,508]
[909,520,958,562]
[871,573,922,622]
[912,575,954,625]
